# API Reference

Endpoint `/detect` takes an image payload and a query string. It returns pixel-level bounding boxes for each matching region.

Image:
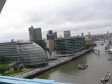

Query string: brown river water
[37,41,112,84]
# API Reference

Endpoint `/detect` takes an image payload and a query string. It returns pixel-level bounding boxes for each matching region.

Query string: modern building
[85,35,94,47]
[55,37,85,54]
[29,26,42,41]
[47,30,57,40]
[0,41,48,68]
[46,40,54,51]
[35,40,46,50]
[81,33,84,37]
[64,31,71,38]
[0,0,6,13]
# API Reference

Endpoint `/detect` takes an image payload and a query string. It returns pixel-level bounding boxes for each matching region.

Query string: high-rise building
[0,0,6,13]
[47,30,57,40]
[46,40,54,51]
[88,32,91,36]
[64,31,71,38]
[81,33,84,37]
[29,26,42,41]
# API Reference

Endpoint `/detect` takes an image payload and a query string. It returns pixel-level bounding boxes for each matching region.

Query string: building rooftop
[0,76,71,84]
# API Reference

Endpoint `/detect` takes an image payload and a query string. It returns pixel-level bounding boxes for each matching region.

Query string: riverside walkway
[15,48,93,78]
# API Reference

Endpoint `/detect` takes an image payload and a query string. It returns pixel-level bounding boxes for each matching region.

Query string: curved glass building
[0,42,48,68]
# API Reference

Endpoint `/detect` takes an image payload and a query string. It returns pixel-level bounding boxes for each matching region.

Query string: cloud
[0,0,112,42]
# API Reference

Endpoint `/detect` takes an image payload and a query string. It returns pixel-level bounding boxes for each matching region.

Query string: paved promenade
[15,48,93,78]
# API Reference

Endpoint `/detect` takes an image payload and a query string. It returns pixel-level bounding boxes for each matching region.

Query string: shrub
[0,64,10,74]
[0,55,6,63]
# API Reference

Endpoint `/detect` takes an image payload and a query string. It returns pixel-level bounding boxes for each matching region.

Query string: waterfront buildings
[29,26,42,41]
[85,35,94,47]
[35,40,46,50]
[55,37,85,54]
[28,26,46,50]
[47,30,57,40]
[0,41,48,68]
[64,31,71,38]
[0,0,6,13]
[46,40,54,51]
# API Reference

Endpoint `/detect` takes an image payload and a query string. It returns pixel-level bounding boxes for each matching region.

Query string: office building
[47,30,57,40]
[81,33,84,37]
[85,35,94,47]
[0,41,48,68]
[46,40,54,51]
[64,31,71,38]
[55,37,85,54]
[29,26,42,41]
[35,40,46,50]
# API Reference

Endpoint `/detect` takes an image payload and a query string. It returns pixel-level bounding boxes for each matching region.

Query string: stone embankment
[15,48,93,78]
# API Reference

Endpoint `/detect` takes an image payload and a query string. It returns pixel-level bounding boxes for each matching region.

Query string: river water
[37,41,112,84]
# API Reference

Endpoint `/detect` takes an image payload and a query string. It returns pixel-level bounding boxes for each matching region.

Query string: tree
[18,64,24,71]
[0,55,6,63]
[0,64,10,74]
[13,64,19,72]
[48,51,52,57]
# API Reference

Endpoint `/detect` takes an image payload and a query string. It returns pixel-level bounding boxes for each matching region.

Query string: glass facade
[0,42,48,68]
[55,37,85,54]
[34,40,46,50]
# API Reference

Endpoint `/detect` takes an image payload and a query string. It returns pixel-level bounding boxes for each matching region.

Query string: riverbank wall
[14,47,93,78]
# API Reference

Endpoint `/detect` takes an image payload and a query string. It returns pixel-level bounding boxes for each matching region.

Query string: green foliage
[86,44,93,48]
[12,63,23,72]
[13,65,19,72]
[18,65,23,71]
[48,51,52,56]
[0,64,10,74]
[0,55,6,63]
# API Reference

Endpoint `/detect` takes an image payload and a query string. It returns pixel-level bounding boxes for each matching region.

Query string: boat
[78,64,88,70]
[101,72,110,83]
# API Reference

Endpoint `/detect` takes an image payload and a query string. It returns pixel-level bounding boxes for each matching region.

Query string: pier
[15,48,93,78]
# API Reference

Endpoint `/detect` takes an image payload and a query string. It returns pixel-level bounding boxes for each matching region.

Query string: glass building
[0,42,48,68]
[34,40,46,50]
[55,37,85,54]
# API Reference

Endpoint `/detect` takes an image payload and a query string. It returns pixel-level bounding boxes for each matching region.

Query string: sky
[0,0,112,42]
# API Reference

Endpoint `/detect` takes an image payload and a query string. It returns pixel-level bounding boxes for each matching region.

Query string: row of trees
[0,55,10,74]
[0,55,6,63]
[0,64,10,74]
[0,55,24,75]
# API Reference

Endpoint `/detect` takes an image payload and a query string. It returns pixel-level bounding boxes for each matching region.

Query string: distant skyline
[0,0,112,42]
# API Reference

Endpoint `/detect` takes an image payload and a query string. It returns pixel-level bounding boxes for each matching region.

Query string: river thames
[37,41,112,84]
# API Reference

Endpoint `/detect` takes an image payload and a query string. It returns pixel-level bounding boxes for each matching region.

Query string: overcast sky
[0,0,112,42]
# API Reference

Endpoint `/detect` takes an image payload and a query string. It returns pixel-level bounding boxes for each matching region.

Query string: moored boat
[101,72,110,83]
[78,64,88,70]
